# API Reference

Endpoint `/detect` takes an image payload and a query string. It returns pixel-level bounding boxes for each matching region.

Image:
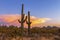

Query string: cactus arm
[23,16,27,22]
[21,14,27,22]
[26,21,31,24]
[18,19,21,23]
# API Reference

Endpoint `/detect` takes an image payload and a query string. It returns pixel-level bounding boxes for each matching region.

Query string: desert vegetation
[0,25,60,40]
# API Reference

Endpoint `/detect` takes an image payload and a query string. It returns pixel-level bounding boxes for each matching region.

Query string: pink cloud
[0,14,51,27]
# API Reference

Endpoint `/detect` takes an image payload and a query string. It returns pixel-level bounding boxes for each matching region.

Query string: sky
[0,0,60,27]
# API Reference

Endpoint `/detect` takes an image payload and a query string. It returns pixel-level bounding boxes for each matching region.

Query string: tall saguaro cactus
[26,11,31,36]
[18,4,27,36]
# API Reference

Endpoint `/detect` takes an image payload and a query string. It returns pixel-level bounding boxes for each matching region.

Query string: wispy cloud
[0,14,52,27]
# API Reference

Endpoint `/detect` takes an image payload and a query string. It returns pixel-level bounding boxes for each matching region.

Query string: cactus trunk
[20,4,24,36]
[26,11,31,36]
[18,4,27,38]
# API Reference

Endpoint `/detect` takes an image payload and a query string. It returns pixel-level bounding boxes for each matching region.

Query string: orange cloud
[0,14,51,27]
[30,16,51,26]
[0,14,19,23]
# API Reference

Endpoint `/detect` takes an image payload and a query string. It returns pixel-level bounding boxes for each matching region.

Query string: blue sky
[0,0,60,20]
[0,0,60,26]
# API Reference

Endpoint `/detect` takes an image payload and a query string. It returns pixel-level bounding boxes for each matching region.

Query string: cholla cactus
[18,4,27,36]
[26,11,31,36]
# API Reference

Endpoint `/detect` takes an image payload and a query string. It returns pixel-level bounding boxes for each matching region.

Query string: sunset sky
[0,0,60,27]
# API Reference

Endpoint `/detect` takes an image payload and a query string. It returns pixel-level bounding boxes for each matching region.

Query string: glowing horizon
[0,14,51,26]
[0,14,59,27]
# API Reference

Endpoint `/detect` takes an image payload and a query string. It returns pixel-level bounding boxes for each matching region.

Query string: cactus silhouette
[18,4,27,37]
[26,11,31,36]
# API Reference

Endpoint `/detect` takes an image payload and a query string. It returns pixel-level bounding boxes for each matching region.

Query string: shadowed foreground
[0,25,60,40]
[0,34,60,40]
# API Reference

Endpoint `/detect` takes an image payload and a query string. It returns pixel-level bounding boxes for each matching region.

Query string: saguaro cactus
[18,4,27,36]
[26,11,31,36]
